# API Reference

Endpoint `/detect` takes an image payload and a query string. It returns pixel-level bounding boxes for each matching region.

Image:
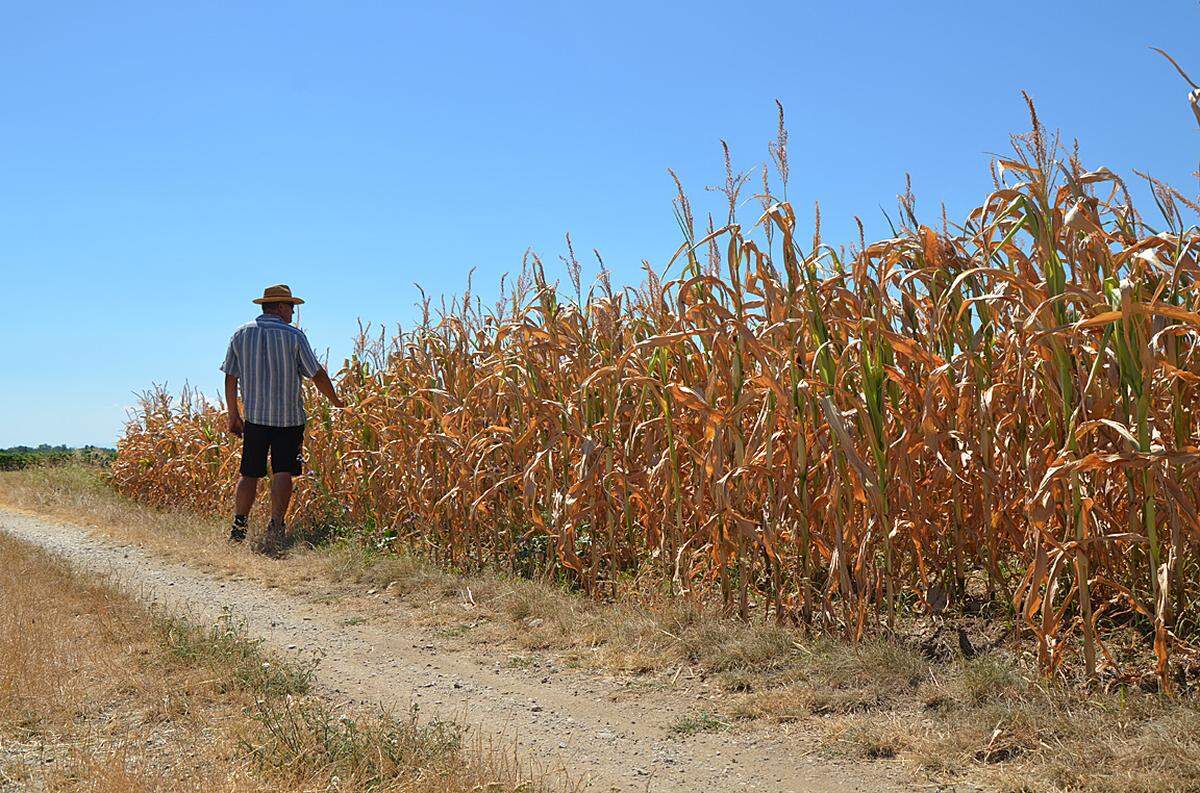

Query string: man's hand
[228,413,244,437]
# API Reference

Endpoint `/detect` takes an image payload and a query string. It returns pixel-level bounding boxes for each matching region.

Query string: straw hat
[253,284,305,305]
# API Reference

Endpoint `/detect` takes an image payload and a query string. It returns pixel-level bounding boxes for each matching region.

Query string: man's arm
[296,331,344,409]
[221,335,244,437]
[312,368,345,409]
[225,373,244,436]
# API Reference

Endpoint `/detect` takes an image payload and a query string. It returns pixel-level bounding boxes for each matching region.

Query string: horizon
[2,1,1197,447]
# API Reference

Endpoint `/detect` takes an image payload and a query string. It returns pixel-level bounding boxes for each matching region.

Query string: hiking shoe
[229,515,248,544]
[253,518,286,558]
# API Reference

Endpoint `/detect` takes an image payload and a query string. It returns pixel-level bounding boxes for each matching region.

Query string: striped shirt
[220,314,322,427]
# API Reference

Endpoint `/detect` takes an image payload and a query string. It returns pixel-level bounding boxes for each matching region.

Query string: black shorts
[240,422,305,477]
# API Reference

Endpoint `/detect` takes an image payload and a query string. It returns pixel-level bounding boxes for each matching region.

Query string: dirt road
[0,508,921,792]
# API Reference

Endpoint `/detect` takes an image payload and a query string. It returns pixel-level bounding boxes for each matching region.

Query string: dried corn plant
[112,107,1200,688]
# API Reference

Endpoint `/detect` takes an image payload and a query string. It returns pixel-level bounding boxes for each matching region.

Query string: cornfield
[113,95,1200,687]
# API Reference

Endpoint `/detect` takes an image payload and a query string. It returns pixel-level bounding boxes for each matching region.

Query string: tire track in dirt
[1,509,922,792]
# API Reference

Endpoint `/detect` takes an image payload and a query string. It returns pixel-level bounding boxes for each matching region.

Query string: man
[221,284,343,555]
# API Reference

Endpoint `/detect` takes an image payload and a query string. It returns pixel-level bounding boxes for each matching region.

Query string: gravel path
[1,508,916,792]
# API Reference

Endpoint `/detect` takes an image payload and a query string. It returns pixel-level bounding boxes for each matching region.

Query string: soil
[1,508,941,793]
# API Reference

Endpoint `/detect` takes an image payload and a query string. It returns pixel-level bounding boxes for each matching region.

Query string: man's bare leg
[269,472,294,525]
[229,476,259,542]
[235,476,259,516]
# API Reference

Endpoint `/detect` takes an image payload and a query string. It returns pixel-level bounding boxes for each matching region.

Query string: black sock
[233,515,248,528]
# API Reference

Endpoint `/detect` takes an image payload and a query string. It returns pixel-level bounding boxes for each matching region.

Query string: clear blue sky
[1,1,1196,447]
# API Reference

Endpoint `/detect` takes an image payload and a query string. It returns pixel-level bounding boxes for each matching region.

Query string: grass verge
[0,523,547,791]
[3,464,1200,791]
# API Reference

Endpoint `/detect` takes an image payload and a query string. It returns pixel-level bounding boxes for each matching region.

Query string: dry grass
[0,528,255,791]
[0,524,550,792]
[898,662,1200,792]
[6,466,1200,789]
[730,647,1200,791]
[0,463,341,596]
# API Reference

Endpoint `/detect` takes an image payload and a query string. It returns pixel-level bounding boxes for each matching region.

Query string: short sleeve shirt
[220,314,322,427]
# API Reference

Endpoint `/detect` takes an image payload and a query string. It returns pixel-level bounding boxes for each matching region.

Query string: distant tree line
[0,445,116,471]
